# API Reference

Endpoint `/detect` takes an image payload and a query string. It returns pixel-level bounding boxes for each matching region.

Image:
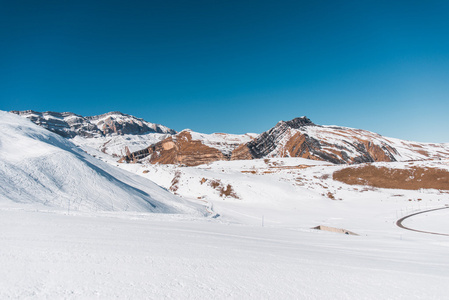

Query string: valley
[1,110,449,299]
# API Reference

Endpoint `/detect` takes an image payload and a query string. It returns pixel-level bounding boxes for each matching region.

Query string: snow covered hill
[0,111,203,215]
[12,110,176,157]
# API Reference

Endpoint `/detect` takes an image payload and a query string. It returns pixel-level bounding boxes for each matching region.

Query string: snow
[88,111,174,134]
[0,111,203,215]
[2,110,449,298]
[71,133,169,157]
[402,208,449,234]
[187,130,257,155]
[1,207,449,299]
[302,125,449,161]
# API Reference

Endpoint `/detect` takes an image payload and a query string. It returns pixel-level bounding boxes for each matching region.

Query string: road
[396,206,449,236]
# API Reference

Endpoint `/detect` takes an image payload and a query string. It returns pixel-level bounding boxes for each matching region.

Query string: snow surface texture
[2,208,449,299]
[0,111,203,215]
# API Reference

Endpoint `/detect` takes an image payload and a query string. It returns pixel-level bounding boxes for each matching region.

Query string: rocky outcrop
[232,117,410,164]
[120,131,228,166]
[11,110,176,138]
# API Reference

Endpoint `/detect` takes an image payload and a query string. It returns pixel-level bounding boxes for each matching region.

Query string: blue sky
[1,1,448,142]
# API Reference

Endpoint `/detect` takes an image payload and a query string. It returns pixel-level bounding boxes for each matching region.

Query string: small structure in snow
[312,225,358,236]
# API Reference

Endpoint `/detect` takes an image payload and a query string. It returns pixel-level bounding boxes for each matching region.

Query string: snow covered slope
[11,110,176,158]
[70,133,170,157]
[0,111,203,215]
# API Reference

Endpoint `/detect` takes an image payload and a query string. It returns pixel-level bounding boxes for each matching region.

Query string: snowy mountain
[11,110,177,157]
[11,110,176,138]
[0,111,203,215]
[122,116,449,165]
[231,117,449,163]
[13,111,449,165]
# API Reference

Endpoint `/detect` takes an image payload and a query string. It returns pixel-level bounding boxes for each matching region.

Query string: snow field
[1,208,449,299]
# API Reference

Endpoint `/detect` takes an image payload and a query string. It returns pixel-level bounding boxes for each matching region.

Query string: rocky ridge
[123,116,449,166]
[12,111,449,166]
[232,117,400,164]
[120,130,254,166]
[11,110,176,138]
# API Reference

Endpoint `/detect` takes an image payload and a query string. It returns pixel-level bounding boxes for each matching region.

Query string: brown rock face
[230,144,253,160]
[229,117,399,164]
[122,131,227,166]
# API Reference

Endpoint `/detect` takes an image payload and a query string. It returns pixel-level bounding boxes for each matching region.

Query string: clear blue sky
[1,0,448,142]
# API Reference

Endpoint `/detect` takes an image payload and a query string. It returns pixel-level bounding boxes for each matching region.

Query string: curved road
[396,206,449,236]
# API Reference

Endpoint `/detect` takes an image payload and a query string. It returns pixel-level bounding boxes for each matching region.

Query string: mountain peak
[87,111,127,119]
[278,116,315,129]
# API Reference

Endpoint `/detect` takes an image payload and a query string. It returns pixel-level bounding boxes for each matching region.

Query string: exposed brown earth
[169,171,181,193]
[240,164,313,175]
[333,165,449,190]
[201,178,239,199]
[230,144,253,160]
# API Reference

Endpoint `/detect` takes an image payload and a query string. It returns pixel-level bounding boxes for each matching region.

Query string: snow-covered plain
[2,207,449,299]
[2,111,449,299]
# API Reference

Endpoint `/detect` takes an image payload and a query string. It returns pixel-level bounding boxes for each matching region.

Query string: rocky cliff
[231,117,449,163]
[120,131,229,166]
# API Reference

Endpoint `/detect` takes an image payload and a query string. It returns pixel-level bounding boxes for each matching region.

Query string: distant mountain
[123,116,449,166]
[231,117,449,163]
[11,110,176,138]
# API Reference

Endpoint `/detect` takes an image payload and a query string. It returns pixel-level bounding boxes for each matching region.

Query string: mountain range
[11,110,175,138]
[12,110,449,166]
